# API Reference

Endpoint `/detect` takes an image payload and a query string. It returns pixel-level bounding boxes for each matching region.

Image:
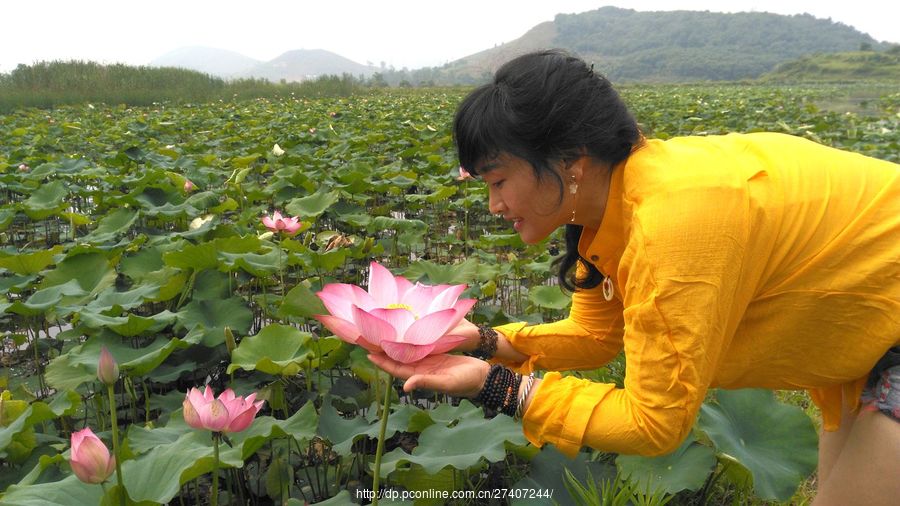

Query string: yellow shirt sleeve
[492,282,625,374]
[522,172,754,457]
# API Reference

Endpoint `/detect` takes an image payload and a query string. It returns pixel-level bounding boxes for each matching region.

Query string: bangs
[453,84,519,176]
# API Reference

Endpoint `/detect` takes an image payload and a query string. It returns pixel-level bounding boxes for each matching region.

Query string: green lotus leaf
[177,297,253,347]
[512,445,617,506]
[77,310,176,337]
[0,208,16,231]
[285,189,339,218]
[163,241,219,271]
[616,437,716,494]
[23,180,67,220]
[45,334,188,389]
[0,245,63,275]
[0,474,105,505]
[377,401,526,476]
[3,279,85,316]
[317,398,420,457]
[38,252,116,298]
[277,281,327,319]
[82,208,138,243]
[84,283,162,313]
[529,285,572,310]
[227,323,313,376]
[121,430,244,504]
[230,402,318,459]
[0,274,37,296]
[0,391,77,457]
[697,389,818,501]
[404,258,479,285]
[119,246,166,279]
[306,249,348,271]
[218,248,281,276]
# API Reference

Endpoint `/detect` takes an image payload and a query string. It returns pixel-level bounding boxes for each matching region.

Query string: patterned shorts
[860,346,900,422]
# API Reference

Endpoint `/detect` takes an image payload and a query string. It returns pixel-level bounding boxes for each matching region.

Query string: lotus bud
[69,428,116,484]
[224,327,236,355]
[97,347,119,386]
[183,179,195,192]
[272,143,285,156]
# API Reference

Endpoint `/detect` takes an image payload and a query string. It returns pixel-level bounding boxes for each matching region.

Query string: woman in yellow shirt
[368,50,900,505]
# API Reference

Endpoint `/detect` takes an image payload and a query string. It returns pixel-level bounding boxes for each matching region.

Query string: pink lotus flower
[457,166,473,181]
[314,261,476,363]
[97,346,119,386]
[261,211,302,235]
[69,428,116,484]
[182,386,264,433]
[183,179,195,192]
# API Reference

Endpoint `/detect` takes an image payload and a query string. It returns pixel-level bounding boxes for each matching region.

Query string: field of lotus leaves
[1,83,898,505]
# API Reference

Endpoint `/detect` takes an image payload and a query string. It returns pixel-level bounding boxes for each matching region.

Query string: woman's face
[478,153,569,244]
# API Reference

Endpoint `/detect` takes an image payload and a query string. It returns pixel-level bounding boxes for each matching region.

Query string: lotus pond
[1,83,898,505]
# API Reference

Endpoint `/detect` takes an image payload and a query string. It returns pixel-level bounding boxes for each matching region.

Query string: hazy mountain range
[150,7,891,83]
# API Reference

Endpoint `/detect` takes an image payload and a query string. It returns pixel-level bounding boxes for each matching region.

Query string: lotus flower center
[386,303,417,318]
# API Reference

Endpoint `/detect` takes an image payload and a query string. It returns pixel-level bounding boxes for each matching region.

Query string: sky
[2,0,898,73]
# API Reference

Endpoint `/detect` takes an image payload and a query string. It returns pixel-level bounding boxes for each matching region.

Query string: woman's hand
[367,353,490,399]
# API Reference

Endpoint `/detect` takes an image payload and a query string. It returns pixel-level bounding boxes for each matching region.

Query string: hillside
[237,49,379,82]
[150,46,261,78]
[434,7,884,83]
[761,50,900,81]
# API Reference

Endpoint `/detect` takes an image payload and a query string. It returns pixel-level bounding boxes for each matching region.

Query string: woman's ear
[565,156,587,183]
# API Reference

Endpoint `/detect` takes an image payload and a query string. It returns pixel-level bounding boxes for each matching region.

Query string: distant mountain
[150,46,261,78]
[237,49,378,82]
[432,7,888,83]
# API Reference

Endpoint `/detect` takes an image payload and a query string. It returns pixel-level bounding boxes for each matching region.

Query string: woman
[368,50,899,505]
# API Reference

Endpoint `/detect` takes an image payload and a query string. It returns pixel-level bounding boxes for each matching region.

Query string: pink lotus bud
[183,179,195,192]
[69,428,116,484]
[97,347,119,386]
[18,163,29,172]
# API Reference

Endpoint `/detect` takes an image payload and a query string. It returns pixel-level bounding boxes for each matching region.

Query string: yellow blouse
[496,133,900,457]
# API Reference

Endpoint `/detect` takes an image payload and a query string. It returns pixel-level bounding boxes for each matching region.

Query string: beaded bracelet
[469,325,499,360]
[475,364,521,417]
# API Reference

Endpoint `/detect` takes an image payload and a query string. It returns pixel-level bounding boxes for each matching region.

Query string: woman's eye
[492,180,504,189]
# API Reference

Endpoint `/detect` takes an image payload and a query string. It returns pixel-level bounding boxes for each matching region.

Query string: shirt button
[590,255,599,261]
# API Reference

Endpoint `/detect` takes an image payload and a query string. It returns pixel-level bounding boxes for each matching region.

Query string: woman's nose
[488,189,504,216]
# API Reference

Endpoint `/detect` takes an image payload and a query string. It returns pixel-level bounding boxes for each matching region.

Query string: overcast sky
[2,0,897,73]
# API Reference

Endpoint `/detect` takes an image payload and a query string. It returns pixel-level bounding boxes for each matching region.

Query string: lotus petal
[313,314,362,344]
[381,341,436,363]
[369,307,416,337]
[368,261,400,305]
[352,306,398,346]
[402,307,464,345]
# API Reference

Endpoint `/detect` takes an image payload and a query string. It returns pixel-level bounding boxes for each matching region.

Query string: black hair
[453,49,641,291]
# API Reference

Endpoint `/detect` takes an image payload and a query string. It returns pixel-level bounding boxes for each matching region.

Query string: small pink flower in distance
[457,166,473,181]
[18,163,29,172]
[69,428,116,484]
[183,179,195,192]
[314,261,476,363]
[262,211,302,235]
[183,386,264,433]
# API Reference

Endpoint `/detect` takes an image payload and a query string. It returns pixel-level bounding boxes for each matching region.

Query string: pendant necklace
[602,275,614,301]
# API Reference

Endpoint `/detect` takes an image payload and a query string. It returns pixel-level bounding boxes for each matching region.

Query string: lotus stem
[211,432,221,506]
[106,383,125,506]
[371,372,393,505]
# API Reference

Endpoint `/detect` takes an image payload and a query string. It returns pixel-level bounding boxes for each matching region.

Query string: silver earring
[569,177,578,222]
